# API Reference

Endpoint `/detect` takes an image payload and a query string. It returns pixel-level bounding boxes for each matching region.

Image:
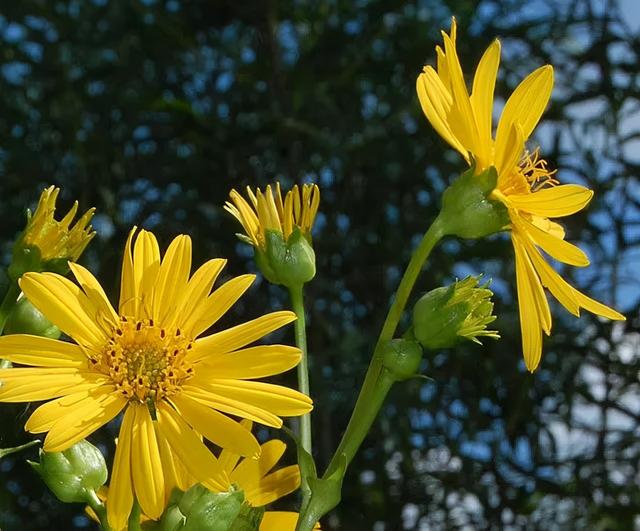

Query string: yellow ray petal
[0,369,105,402]
[230,439,285,486]
[470,39,501,165]
[107,406,135,531]
[508,184,593,218]
[571,288,626,320]
[170,393,260,457]
[189,311,297,363]
[185,274,256,338]
[515,215,589,267]
[152,235,192,326]
[0,335,88,368]
[43,388,126,452]
[132,230,161,318]
[131,402,165,519]
[20,272,106,347]
[155,401,228,491]
[155,422,194,499]
[531,216,565,239]
[495,122,524,181]
[496,65,554,146]
[119,227,137,316]
[260,512,318,531]
[204,380,313,417]
[69,262,118,329]
[182,385,283,428]
[513,233,544,372]
[196,345,301,379]
[244,466,301,507]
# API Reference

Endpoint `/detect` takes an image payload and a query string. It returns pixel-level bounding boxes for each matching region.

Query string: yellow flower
[0,228,312,528]
[18,185,95,264]
[416,18,625,371]
[225,183,320,251]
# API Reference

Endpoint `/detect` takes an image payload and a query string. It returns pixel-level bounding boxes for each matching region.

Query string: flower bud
[178,484,263,531]
[438,166,509,239]
[10,186,95,279]
[4,297,61,339]
[380,339,423,381]
[412,276,499,350]
[225,183,319,288]
[29,439,107,503]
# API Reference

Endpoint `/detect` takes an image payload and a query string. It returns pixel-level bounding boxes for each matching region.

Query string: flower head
[225,183,320,287]
[11,186,95,278]
[417,18,625,371]
[0,228,312,528]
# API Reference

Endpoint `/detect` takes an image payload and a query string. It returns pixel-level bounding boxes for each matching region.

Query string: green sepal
[30,439,107,504]
[255,228,316,288]
[438,165,509,239]
[8,245,43,280]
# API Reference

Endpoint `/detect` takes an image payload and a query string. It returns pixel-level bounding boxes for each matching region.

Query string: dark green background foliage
[0,0,639,529]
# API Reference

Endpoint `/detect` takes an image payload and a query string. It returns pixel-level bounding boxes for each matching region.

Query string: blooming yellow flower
[416,18,625,371]
[0,228,312,528]
[17,185,95,264]
[225,183,320,250]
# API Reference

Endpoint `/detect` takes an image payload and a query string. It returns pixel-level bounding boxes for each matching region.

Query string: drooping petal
[182,385,283,428]
[203,380,313,417]
[571,288,626,321]
[131,402,165,519]
[184,275,256,338]
[43,387,126,452]
[513,233,544,372]
[495,65,554,147]
[69,262,119,329]
[260,512,310,531]
[195,345,301,379]
[507,184,593,218]
[189,311,297,363]
[0,335,88,368]
[155,422,194,500]
[20,272,106,347]
[170,393,260,457]
[107,406,135,531]
[152,235,192,326]
[155,401,228,491]
[229,439,285,485]
[0,368,105,402]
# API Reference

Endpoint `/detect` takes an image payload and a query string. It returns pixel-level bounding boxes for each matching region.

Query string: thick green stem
[0,279,20,335]
[86,489,112,531]
[324,215,444,477]
[289,285,312,455]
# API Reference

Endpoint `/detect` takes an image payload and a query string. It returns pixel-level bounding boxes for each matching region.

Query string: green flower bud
[380,339,423,381]
[256,228,316,287]
[29,439,107,503]
[438,166,509,239]
[412,276,500,350]
[4,297,61,339]
[178,484,262,531]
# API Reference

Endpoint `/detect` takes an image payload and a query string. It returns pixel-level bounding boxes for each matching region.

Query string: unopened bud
[29,439,107,503]
[380,339,423,381]
[412,276,499,350]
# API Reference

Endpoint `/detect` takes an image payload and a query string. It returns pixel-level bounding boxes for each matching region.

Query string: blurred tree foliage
[0,0,638,529]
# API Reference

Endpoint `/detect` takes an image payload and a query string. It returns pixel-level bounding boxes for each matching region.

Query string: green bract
[4,297,61,339]
[380,338,423,381]
[255,227,316,288]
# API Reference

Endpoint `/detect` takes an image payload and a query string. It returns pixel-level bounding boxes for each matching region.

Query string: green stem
[0,279,20,335]
[289,284,312,456]
[86,489,112,531]
[0,439,40,459]
[128,499,142,531]
[324,215,444,476]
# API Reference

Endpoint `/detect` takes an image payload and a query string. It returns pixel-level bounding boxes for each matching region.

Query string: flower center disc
[97,317,194,401]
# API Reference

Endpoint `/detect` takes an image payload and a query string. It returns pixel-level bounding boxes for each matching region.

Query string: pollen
[520,148,558,191]
[95,317,194,402]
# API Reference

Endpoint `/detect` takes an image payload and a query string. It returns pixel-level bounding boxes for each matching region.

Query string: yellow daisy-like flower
[0,228,312,528]
[225,183,320,250]
[416,18,625,371]
[18,185,95,263]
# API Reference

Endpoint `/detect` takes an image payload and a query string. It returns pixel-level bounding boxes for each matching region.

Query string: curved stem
[0,279,20,335]
[324,215,444,476]
[86,489,112,531]
[289,284,312,456]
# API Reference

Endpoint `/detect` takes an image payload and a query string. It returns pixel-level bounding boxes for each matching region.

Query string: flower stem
[0,279,20,335]
[289,284,312,456]
[86,489,112,531]
[0,439,40,459]
[128,499,142,531]
[324,215,444,477]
